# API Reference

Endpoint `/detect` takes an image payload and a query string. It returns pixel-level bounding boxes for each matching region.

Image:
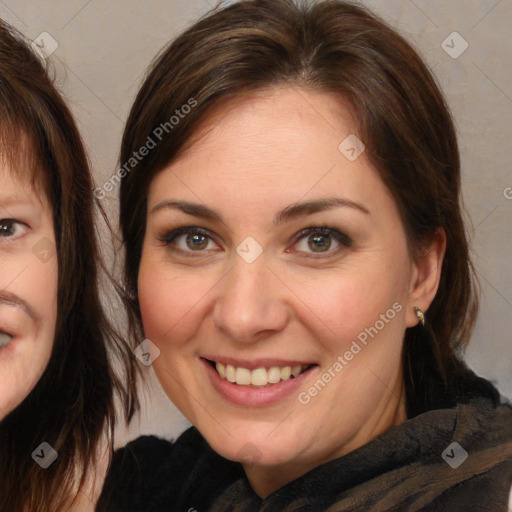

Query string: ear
[405,228,446,328]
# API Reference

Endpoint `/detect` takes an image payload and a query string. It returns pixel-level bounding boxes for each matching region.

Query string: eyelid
[158,226,222,252]
[292,226,351,244]
[288,226,352,257]
[0,218,30,241]
[158,226,213,242]
[157,224,351,259]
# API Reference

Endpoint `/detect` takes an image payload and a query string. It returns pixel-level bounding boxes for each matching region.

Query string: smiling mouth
[205,359,316,387]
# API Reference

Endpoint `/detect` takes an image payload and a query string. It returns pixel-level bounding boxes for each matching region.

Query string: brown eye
[0,220,16,236]
[159,226,219,254]
[307,232,332,252]
[291,226,351,257]
[186,233,208,250]
[0,219,27,239]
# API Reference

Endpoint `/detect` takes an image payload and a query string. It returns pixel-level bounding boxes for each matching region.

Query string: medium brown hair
[0,20,137,512]
[119,0,485,418]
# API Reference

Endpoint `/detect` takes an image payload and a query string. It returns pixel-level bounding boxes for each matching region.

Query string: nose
[213,257,289,344]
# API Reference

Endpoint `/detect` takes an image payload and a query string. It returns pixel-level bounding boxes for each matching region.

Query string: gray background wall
[2,0,510,443]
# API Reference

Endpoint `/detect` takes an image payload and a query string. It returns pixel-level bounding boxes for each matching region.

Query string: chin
[203,422,303,467]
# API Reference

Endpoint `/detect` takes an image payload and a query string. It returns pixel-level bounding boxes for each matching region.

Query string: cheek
[0,243,58,417]
[295,261,407,352]
[21,247,58,363]
[137,251,212,347]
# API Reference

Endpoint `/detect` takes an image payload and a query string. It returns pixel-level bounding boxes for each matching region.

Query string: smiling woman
[97,0,512,510]
[0,164,58,419]
[0,19,137,512]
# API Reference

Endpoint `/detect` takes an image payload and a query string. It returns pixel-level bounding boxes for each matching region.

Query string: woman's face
[139,87,429,491]
[0,162,58,419]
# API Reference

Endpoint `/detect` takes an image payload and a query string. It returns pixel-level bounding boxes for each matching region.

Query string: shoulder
[96,428,204,512]
[114,427,207,470]
[115,434,175,470]
[96,427,242,512]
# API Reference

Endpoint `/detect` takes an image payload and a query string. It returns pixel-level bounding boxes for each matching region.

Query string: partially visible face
[139,87,417,483]
[0,160,58,419]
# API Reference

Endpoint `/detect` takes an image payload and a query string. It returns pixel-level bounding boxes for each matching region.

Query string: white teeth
[268,367,281,383]
[251,368,268,386]
[226,364,236,383]
[235,367,251,385]
[214,361,310,386]
[280,366,291,380]
[216,362,225,378]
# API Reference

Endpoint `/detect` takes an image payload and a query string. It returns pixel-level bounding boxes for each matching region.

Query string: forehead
[177,86,357,162]
[0,156,48,211]
[148,87,393,214]
[0,124,46,179]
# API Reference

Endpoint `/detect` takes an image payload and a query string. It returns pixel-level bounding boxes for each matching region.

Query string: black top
[97,428,243,511]
[97,371,512,511]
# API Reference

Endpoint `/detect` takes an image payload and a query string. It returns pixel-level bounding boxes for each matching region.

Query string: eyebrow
[151,200,223,221]
[0,290,36,320]
[274,198,370,225]
[151,197,370,224]
[0,195,38,212]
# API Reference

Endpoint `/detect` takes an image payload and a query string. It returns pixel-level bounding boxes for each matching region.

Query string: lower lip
[202,358,317,408]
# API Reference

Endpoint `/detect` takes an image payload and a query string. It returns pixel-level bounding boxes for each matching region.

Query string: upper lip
[202,356,316,370]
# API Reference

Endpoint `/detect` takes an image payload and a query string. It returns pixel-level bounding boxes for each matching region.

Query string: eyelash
[0,219,29,242]
[289,226,352,258]
[157,225,352,259]
[158,226,214,254]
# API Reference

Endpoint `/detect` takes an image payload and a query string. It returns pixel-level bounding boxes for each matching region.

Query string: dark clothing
[97,371,512,511]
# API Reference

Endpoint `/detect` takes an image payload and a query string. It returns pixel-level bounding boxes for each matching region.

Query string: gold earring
[414,307,425,326]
